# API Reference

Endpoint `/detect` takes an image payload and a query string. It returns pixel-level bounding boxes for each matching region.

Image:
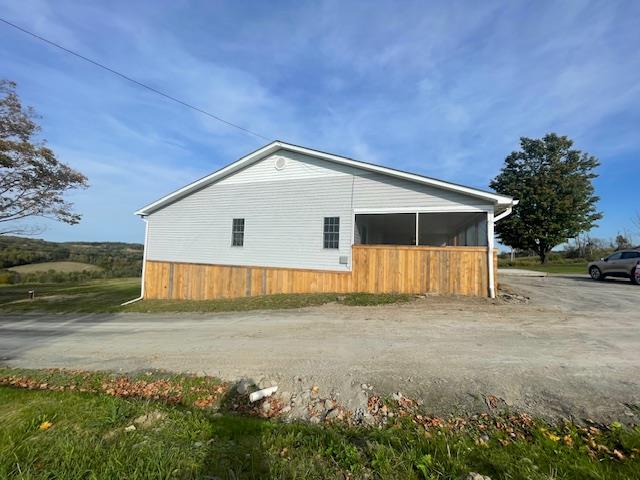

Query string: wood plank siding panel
[143,245,496,300]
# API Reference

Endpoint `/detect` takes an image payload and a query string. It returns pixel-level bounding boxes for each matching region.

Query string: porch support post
[415,212,419,246]
[487,211,495,298]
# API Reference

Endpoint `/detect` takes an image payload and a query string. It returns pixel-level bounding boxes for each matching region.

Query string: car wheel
[589,266,603,281]
[632,267,640,285]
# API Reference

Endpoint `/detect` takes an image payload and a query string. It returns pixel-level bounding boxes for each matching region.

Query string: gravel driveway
[1,275,638,423]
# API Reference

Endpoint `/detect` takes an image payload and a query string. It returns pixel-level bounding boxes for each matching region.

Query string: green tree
[0,80,88,234]
[490,133,602,264]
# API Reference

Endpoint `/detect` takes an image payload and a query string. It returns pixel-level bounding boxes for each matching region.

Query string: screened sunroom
[354,212,488,247]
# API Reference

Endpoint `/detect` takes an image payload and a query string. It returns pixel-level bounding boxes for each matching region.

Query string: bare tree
[0,80,88,234]
[614,233,632,250]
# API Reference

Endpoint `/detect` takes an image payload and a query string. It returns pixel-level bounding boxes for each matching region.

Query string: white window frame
[323,217,340,249]
[231,218,245,247]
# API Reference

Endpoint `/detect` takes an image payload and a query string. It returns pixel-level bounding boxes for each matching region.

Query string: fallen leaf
[39,421,53,430]
[613,449,625,460]
[546,433,560,442]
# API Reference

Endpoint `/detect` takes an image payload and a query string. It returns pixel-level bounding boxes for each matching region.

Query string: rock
[236,379,253,395]
[325,408,341,421]
[499,291,529,304]
[324,399,335,411]
[280,405,291,414]
[124,425,136,432]
[309,415,321,424]
[261,401,272,414]
[288,404,310,420]
[258,377,277,390]
[466,473,492,480]
[133,411,166,428]
[353,389,369,410]
[392,392,403,402]
[194,441,203,448]
[362,413,376,426]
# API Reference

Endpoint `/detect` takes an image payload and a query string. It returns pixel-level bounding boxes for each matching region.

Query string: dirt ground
[1,274,638,424]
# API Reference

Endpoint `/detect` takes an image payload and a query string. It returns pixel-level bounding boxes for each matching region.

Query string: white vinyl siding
[352,172,489,209]
[145,150,493,271]
[217,151,354,185]
[146,170,353,271]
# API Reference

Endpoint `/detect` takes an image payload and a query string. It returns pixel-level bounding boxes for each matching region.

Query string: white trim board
[135,141,516,216]
[353,206,494,214]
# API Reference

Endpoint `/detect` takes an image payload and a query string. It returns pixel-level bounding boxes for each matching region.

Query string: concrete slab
[498,268,547,277]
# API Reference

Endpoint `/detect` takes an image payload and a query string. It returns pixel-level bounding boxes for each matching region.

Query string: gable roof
[135,141,516,216]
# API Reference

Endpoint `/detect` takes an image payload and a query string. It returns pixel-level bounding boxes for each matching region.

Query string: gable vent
[274,156,287,170]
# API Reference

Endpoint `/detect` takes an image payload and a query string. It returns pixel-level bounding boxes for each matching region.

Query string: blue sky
[1,0,639,244]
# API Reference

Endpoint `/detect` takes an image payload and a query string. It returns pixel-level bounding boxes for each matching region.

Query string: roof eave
[135,141,285,216]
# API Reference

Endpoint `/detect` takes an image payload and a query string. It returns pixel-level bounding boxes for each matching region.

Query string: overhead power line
[0,17,272,141]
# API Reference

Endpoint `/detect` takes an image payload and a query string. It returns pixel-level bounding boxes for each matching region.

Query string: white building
[136,141,516,300]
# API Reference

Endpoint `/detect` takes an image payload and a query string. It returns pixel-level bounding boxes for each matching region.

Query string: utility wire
[0,17,272,141]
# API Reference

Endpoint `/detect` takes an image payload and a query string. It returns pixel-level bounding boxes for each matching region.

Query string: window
[323,217,339,249]
[232,218,244,246]
[607,252,622,261]
[621,251,640,259]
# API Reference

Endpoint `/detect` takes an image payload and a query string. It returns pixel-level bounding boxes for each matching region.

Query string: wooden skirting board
[143,245,497,300]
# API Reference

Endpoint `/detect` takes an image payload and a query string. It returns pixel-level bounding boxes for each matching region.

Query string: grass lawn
[0,278,142,313]
[0,278,412,313]
[1,368,639,479]
[499,263,588,275]
[7,261,103,274]
[498,253,591,275]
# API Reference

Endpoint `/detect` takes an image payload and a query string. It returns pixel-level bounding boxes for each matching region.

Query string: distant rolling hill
[0,235,143,277]
[8,261,103,274]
